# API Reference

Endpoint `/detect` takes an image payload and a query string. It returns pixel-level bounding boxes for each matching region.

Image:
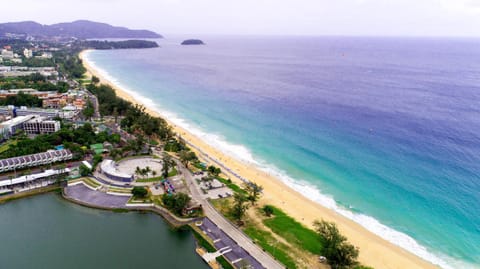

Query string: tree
[132,186,148,198]
[162,153,175,178]
[92,154,103,168]
[179,150,196,168]
[161,192,191,215]
[82,100,95,120]
[79,164,91,176]
[231,192,249,224]
[207,165,221,176]
[109,148,121,160]
[262,205,274,217]
[144,166,151,177]
[244,182,263,205]
[314,220,359,269]
[135,166,141,178]
[91,75,100,84]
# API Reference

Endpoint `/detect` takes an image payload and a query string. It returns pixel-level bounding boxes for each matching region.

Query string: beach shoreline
[79,49,439,269]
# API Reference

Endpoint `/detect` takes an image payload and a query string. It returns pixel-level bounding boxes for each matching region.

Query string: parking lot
[198,217,265,269]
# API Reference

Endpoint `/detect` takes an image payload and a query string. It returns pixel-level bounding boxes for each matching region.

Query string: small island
[181,39,205,45]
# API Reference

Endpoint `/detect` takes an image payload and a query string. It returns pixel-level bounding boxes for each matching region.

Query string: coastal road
[84,88,101,119]
[177,161,284,269]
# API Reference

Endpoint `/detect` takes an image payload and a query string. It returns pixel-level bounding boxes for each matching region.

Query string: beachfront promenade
[178,160,284,269]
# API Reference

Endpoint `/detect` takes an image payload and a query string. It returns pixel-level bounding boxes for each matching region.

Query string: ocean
[84,36,480,269]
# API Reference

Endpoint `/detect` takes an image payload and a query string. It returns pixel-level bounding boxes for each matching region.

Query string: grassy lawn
[244,225,298,269]
[68,178,84,184]
[82,177,101,188]
[168,167,178,177]
[136,176,163,183]
[107,187,132,193]
[263,206,322,255]
[210,199,323,268]
[210,197,235,221]
[151,195,163,206]
[127,196,152,203]
[191,226,216,252]
[0,140,17,154]
[216,176,247,195]
[192,162,207,171]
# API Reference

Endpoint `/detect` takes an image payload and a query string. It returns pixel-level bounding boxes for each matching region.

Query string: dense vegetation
[0,123,120,159]
[132,186,148,198]
[181,39,205,45]
[86,83,172,138]
[0,20,162,39]
[1,57,55,67]
[161,192,191,215]
[54,50,86,78]
[0,92,42,107]
[80,40,159,50]
[0,74,69,93]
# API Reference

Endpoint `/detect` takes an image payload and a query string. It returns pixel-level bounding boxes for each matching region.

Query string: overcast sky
[3,0,480,37]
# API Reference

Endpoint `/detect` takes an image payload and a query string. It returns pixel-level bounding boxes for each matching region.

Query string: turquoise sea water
[85,36,480,268]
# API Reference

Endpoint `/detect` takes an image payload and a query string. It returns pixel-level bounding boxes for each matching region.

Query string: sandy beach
[80,50,439,269]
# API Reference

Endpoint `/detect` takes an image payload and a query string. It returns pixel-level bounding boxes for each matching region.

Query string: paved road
[84,88,101,119]
[178,161,284,269]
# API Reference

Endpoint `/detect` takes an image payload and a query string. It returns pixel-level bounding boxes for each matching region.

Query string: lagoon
[0,193,209,269]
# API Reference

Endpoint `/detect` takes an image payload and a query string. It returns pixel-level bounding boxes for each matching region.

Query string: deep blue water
[86,36,480,268]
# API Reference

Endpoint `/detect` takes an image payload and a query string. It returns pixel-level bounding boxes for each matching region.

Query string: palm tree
[244,182,263,205]
[135,166,141,178]
[140,168,148,179]
[144,166,151,177]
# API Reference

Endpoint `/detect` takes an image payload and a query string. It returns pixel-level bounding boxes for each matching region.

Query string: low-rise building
[99,159,134,182]
[0,106,60,118]
[1,49,14,60]
[0,168,71,193]
[73,98,86,110]
[0,149,73,173]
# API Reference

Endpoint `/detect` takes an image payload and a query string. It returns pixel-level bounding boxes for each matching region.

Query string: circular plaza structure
[99,157,163,183]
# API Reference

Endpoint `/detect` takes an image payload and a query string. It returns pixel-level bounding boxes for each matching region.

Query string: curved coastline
[79,49,443,269]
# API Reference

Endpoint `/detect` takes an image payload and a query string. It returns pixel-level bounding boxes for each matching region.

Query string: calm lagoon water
[0,194,208,269]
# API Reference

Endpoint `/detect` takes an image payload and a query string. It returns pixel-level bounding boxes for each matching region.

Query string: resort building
[0,149,73,173]
[0,106,60,119]
[0,115,36,137]
[23,116,61,134]
[99,159,134,182]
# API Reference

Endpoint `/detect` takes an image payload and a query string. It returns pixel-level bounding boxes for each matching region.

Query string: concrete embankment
[0,185,61,204]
